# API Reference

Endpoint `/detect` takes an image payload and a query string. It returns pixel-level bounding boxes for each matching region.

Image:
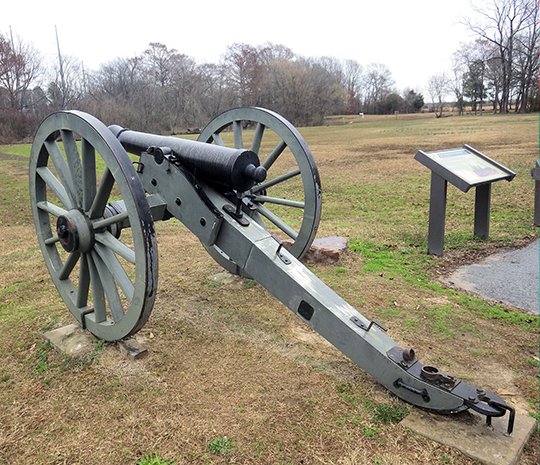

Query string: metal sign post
[427,173,447,256]
[415,145,515,256]
[532,164,540,226]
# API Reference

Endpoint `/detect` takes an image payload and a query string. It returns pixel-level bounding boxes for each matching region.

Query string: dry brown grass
[0,113,538,464]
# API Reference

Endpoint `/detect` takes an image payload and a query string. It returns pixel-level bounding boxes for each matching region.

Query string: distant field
[0,112,537,465]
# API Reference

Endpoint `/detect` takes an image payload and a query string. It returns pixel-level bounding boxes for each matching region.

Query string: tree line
[0,0,537,142]
[0,38,424,142]
[430,0,538,116]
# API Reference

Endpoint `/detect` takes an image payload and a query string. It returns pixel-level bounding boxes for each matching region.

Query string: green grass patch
[348,239,438,289]
[137,453,175,465]
[208,436,234,455]
[372,402,410,425]
[0,143,31,158]
[0,368,11,383]
[33,341,52,374]
[450,294,537,328]
[0,281,25,300]
[426,305,456,338]
[348,239,538,331]
[362,426,380,437]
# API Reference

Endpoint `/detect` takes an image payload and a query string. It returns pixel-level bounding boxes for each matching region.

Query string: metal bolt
[58,224,69,239]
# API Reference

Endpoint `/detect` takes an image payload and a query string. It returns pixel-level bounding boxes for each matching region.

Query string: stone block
[289,236,348,264]
[43,323,94,359]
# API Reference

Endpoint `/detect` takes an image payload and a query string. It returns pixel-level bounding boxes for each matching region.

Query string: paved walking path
[446,240,538,314]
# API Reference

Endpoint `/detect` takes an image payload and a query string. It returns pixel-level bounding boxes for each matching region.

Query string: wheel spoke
[212,133,225,146]
[251,123,265,154]
[92,251,124,322]
[89,168,114,219]
[44,235,60,245]
[77,253,90,308]
[81,138,96,212]
[233,121,243,149]
[250,168,301,194]
[95,243,134,301]
[36,167,73,209]
[92,211,129,230]
[58,252,80,280]
[87,253,107,323]
[263,140,287,170]
[60,130,83,206]
[37,200,68,217]
[255,204,298,240]
[44,140,78,208]
[94,231,136,264]
[252,195,304,209]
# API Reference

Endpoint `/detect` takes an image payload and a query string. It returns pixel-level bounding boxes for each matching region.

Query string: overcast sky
[2,0,483,93]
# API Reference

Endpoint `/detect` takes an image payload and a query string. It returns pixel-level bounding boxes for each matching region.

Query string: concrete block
[401,407,537,465]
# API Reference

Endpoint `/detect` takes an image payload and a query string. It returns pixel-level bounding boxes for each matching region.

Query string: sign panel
[415,145,515,192]
[423,148,509,185]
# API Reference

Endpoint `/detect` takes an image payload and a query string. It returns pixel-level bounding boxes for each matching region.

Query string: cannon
[29,107,515,433]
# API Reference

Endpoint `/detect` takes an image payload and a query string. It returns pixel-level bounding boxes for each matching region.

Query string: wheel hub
[56,210,94,253]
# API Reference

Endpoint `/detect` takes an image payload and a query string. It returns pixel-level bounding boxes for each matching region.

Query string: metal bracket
[465,396,516,435]
[394,378,431,402]
[79,307,94,330]
[276,242,291,265]
[350,316,388,332]
[134,161,144,174]
[223,204,250,226]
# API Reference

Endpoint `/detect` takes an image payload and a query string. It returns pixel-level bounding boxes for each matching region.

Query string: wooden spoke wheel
[198,107,322,275]
[29,111,158,341]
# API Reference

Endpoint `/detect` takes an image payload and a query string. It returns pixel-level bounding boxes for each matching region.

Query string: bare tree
[258,43,294,65]
[342,59,363,114]
[512,2,539,111]
[95,56,143,101]
[0,33,41,111]
[466,0,538,112]
[260,59,313,125]
[361,63,394,114]
[427,73,448,117]
[223,43,263,106]
[48,55,85,110]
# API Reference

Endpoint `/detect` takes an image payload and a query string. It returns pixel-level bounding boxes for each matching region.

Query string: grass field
[0,112,538,465]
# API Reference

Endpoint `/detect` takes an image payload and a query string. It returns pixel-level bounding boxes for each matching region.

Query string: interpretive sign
[415,145,514,193]
[415,145,515,256]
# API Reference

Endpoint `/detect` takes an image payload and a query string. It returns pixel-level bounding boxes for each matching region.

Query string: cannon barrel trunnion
[28,107,515,433]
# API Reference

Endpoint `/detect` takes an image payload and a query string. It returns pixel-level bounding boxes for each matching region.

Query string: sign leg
[535,180,540,226]
[428,173,447,256]
[532,166,540,226]
[474,184,491,240]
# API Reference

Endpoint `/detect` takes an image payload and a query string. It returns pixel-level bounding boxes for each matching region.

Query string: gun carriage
[29,107,515,433]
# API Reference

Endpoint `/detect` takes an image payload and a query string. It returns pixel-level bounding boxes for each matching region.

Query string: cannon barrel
[108,125,266,192]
